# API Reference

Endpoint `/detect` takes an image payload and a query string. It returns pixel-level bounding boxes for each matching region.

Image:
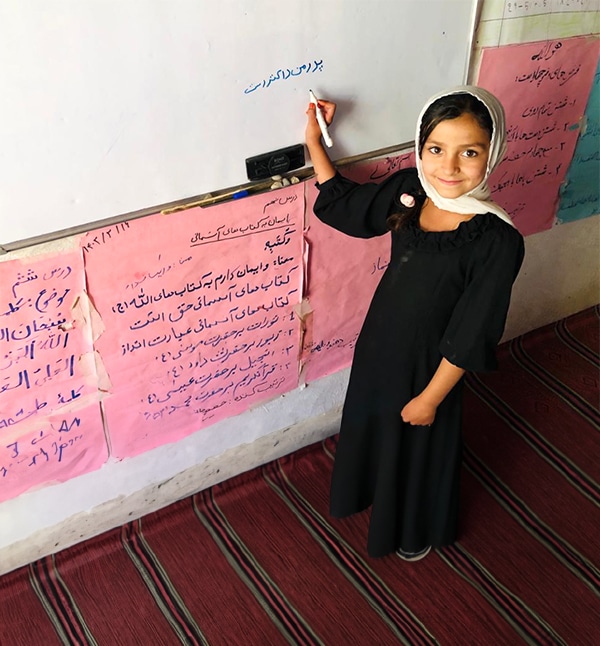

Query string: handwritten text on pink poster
[0,402,107,502]
[0,251,97,431]
[83,186,304,458]
[479,36,600,235]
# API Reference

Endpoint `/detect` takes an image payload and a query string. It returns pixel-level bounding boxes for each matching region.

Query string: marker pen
[309,90,333,148]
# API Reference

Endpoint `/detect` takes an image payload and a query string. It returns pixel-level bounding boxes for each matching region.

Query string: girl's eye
[427,146,441,155]
[463,149,478,158]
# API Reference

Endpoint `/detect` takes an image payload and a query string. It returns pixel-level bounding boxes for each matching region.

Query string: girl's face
[420,112,491,199]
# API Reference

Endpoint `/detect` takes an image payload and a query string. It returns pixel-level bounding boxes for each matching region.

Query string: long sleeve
[439,220,525,372]
[313,168,421,239]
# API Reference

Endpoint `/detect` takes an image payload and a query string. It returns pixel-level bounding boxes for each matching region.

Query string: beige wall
[504,215,599,341]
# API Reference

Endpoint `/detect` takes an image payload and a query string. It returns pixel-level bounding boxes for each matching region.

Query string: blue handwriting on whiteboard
[244,60,324,94]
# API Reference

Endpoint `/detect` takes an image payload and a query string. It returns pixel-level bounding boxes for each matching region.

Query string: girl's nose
[442,154,460,174]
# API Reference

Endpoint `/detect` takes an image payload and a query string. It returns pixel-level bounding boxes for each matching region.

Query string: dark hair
[418,93,493,156]
[387,93,493,232]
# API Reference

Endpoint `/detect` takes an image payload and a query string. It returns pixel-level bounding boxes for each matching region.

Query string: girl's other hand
[401,395,436,427]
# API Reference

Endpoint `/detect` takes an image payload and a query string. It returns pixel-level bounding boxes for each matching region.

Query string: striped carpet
[1,306,598,645]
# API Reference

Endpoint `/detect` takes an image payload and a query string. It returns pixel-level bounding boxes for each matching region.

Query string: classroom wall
[1,2,599,576]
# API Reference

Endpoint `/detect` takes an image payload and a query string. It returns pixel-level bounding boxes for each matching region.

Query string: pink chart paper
[0,250,97,430]
[0,401,107,502]
[0,251,105,501]
[83,185,304,458]
[479,36,600,235]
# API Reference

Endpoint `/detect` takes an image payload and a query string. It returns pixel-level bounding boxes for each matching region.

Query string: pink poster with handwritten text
[303,153,414,383]
[0,402,107,502]
[479,36,600,235]
[0,250,98,429]
[0,250,106,500]
[83,186,304,458]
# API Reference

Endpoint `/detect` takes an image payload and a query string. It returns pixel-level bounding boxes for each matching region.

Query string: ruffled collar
[400,211,495,252]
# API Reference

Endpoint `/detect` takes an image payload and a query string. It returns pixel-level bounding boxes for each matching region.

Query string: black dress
[313,168,525,558]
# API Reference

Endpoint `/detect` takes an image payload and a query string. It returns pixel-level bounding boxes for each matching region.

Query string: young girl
[305,87,524,560]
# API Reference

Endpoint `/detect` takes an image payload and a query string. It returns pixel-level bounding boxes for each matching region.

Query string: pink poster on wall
[0,402,107,502]
[478,36,600,235]
[0,250,99,432]
[83,185,304,458]
[0,251,106,501]
[302,152,414,383]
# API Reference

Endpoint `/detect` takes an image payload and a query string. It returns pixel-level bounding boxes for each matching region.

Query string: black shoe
[396,546,432,562]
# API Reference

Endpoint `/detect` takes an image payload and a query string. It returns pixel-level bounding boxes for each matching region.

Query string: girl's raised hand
[305,100,336,147]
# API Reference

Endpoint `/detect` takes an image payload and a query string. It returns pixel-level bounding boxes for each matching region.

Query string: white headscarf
[415,86,514,227]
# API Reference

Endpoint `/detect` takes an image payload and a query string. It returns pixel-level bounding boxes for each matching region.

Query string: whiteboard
[0,0,478,247]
